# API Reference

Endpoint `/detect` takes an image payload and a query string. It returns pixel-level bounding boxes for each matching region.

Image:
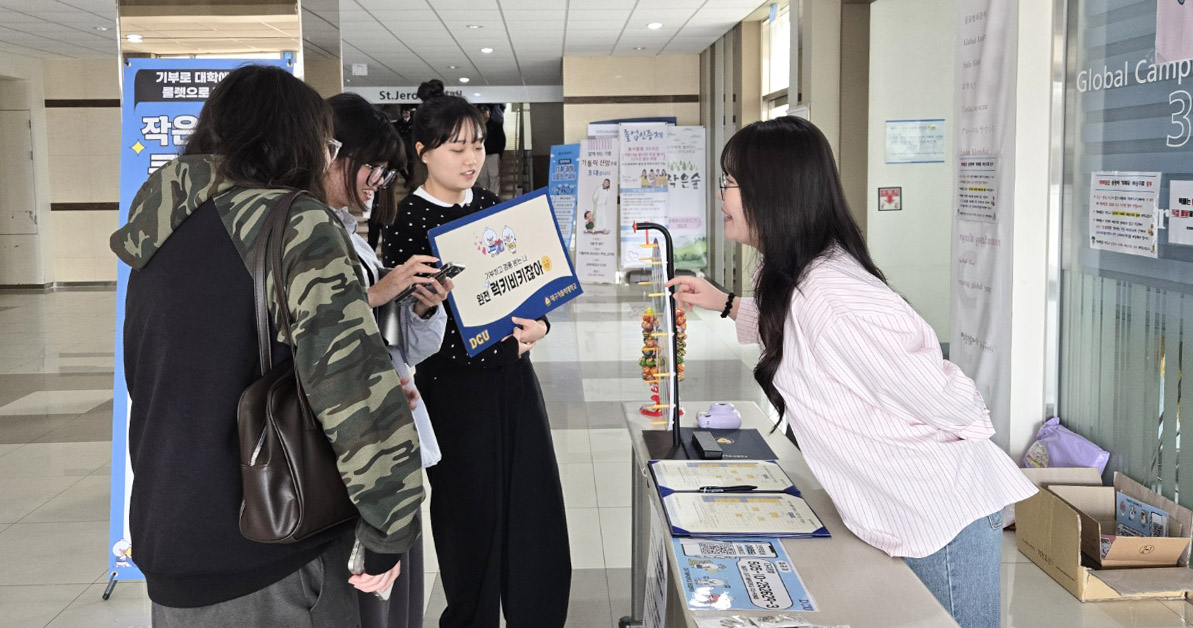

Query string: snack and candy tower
[639,306,686,417]
[633,222,684,424]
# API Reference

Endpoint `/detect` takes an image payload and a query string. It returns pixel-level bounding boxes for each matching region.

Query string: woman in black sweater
[379,79,571,628]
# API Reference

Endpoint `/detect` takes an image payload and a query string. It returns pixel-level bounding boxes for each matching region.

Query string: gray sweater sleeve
[396,301,447,366]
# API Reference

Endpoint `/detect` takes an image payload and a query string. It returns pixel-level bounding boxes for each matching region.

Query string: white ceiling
[332,0,767,87]
[0,0,766,88]
[0,0,117,58]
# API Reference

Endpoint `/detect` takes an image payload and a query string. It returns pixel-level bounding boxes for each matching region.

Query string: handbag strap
[251,190,305,376]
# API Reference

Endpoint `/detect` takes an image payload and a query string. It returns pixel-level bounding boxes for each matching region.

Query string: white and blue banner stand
[107,56,293,600]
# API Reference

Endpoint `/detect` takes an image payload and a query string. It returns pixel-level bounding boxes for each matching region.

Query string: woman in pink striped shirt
[668,116,1035,628]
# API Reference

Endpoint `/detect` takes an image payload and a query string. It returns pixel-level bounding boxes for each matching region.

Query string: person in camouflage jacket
[112,65,421,626]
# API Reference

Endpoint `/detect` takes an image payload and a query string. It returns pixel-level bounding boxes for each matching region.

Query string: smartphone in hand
[393,262,465,303]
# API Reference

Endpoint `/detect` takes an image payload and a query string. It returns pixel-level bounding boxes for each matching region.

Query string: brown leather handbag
[237,190,357,543]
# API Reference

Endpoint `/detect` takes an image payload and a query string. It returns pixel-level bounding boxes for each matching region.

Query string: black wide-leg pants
[417,356,572,628]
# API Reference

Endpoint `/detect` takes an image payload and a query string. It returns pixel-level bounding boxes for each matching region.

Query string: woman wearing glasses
[325,92,451,628]
[668,116,1035,628]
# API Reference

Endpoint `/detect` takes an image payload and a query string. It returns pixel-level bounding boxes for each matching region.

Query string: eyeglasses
[718,173,739,193]
[363,163,398,189]
[326,138,342,162]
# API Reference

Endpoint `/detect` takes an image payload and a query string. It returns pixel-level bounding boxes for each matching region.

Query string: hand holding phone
[372,255,439,306]
[393,262,465,304]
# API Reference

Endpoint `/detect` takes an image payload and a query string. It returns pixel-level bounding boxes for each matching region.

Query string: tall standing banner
[619,123,670,269]
[666,126,708,271]
[576,137,620,283]
[109,58,293,585]
[547,143,579,246]
[951,0,1016,449]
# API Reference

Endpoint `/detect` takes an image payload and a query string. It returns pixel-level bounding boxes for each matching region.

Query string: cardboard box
[1050,484,1187,569]
[1016,471,1193,601]
[1004,467,1104,530]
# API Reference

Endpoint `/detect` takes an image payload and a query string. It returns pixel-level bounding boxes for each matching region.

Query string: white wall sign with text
[346,85,563,104]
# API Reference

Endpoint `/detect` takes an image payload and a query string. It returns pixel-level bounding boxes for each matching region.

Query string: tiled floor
[2,284,1193,627]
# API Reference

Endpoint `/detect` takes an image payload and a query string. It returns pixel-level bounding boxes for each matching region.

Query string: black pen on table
[697,484,757,493]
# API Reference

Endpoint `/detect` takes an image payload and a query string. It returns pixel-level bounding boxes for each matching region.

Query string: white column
[1005,0,1058,458]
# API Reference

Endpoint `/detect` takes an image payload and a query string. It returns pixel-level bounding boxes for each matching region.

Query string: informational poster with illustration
[619,122,670,269]
[885,119,946,164]
[547,144,579,245]
[957,157,998,222]
[650,460,796,493]
[661,493,828,537]
[112,57,295,585]
[643,503,669,628]
[576,138,619,283]
[666,126,708,270]
[1168,180,1193,246]
[673,537,816,612]
[1088,171,1160,258]
[429,189,583,356]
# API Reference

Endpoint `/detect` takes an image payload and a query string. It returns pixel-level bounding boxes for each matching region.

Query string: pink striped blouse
[735,249,1036,558]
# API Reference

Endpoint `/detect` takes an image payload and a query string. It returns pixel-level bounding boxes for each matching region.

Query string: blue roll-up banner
[547,143,579,245]
[109,57,293,584]
[428,188,583,356]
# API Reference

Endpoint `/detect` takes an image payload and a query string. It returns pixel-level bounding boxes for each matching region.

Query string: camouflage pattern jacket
[112,156,423,569]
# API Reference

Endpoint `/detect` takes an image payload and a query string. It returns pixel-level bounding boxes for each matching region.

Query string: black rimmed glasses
[718,173,739,194]
[363,164,398,189]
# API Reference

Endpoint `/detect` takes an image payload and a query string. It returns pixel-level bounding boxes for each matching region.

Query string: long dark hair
[328,92,404,217]
[185,65,332,202]
[723,116,886,419]
[403,79,485,196]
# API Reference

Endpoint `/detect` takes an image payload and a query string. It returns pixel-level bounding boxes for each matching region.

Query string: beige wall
[839,4,870,236]
[43,58,121,283]
[802,0,842,157]
[0,53,54,286]
[867,0,954,338]
[561,55,700,143]
[303,55,342,98]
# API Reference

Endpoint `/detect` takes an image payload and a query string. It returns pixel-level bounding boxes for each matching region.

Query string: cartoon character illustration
[112,539,133,565]
[689,586,734,611]
[694,577,729,588]
[590,178,612,233]
[689,559,726,573]
[483,227,503,255]
[502,226,517,253]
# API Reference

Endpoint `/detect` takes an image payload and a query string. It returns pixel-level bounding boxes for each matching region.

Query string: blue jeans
[904,510,1003,628]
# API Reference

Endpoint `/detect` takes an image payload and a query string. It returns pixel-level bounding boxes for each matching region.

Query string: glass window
[1059,0,1193,500]
[762,3,791,97]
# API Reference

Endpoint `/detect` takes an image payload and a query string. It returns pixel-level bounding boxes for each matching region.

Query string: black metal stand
[102,571,118,600]
[633,221,681,451]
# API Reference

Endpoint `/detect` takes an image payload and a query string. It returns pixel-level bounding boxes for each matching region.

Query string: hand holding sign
[429,189,583,356]
[511,316,548,355]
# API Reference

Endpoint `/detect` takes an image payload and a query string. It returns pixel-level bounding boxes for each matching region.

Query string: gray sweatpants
[151,532,360,628]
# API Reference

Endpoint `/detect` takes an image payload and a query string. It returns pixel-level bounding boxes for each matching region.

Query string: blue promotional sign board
[109,57,293,584]
[428,189,582,356]
[547,143,579,245]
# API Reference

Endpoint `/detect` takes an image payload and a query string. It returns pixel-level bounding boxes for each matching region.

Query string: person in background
[326,92,454,628]
[371,105,418,250]
[112,65,423,627]
[477,104,505,196]
[667,116,1035,628]
[379,79,571,628]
